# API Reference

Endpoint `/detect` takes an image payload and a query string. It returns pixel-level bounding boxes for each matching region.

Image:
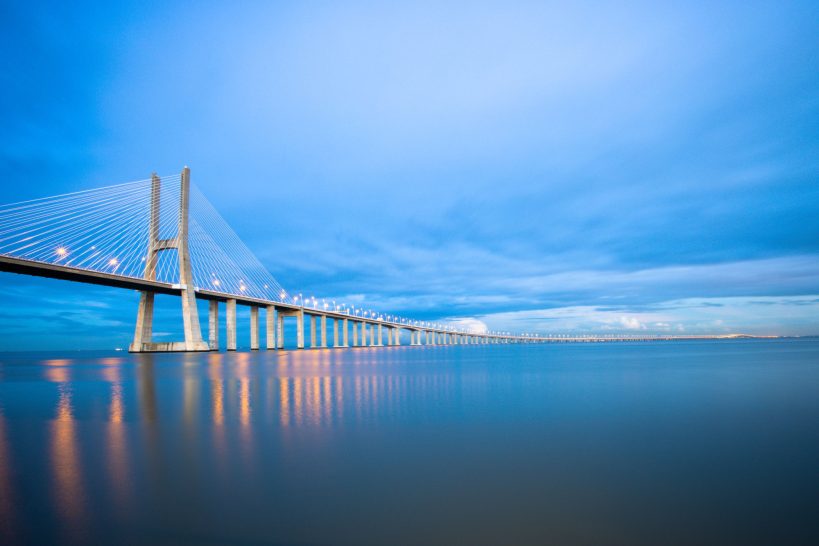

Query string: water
[0,340,817,545]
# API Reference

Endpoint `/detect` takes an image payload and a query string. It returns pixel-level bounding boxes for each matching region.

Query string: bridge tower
[129,167,209,352]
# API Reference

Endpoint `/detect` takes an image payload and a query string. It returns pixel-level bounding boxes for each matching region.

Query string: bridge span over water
[0,168,730,351]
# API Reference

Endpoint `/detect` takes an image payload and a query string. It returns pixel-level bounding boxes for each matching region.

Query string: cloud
[618,316,646,330]
[468,295,819,336]
[446,318,489,334]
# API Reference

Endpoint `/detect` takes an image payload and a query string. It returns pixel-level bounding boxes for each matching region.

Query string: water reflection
[107,376,130,516]
[35,350,462,436]
[137,356,157,423]
[1,342,817,544]
[0,407,17,543]
[51,382,87,541]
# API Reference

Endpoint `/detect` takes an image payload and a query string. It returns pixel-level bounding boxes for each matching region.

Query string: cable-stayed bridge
[0,168,731,351]
[0,167,529,351]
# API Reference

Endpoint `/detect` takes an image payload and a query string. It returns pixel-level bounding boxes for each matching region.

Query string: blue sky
[1,0,818,349]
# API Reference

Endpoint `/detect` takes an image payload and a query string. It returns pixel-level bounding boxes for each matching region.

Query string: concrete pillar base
[130,341,209,352]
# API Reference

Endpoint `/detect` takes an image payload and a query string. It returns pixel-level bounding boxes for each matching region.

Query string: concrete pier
[309,315,316,348]
[226,298,237,351]
[342,318,349,347]
[276,311,285,349]
[208,300,219,350]
[266,305,275,350]
[321,315,327,348]
[250,306,259,350]
[297,310,305,349]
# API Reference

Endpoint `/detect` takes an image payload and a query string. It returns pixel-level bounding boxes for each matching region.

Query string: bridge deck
[0,255,746,343]
[0,255,181,296]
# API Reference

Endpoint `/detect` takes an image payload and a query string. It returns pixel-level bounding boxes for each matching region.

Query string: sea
[0,339,817,545]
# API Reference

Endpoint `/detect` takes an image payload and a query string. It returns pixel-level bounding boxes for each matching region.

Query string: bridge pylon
[129,167,209,352]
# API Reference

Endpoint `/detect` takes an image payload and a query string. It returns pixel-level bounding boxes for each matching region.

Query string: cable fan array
[0,174,292,301]
[188,185,289,302]
[0,175,182,282]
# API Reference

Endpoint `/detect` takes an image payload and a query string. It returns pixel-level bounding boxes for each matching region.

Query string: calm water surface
[0,340,817,545]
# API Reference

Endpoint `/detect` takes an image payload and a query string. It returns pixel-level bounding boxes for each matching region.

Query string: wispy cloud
[472,296,819,336]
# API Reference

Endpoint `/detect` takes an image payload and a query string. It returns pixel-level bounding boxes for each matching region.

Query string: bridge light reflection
[56,247,68,257]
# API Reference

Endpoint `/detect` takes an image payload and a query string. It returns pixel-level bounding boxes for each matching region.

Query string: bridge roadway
[0,254,738,351]
[0,254,521,347]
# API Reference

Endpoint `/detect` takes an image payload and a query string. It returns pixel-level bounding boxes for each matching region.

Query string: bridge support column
[362,323,368,346]
[297,309,305,349]
[394,328,401,345]
[309,315,316,348]
[226,299,237,351]
[353,322,359,346]
[131,292,155,351]
[333,319,339,347]
[266,306,276,350]
[208,300,219,350]
[342,318,349,347]
[277,312,285,349]
[250,307,259,350]
[377,323,383,346]
[321,316,327,348]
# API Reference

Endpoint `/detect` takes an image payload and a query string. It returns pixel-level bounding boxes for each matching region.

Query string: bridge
[0,168,736,351]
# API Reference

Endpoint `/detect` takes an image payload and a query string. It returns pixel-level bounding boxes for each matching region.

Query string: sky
[1,0,818,349]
